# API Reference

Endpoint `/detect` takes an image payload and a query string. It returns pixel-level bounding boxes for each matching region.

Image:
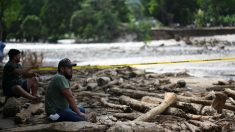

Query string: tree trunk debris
[2,66,235,131]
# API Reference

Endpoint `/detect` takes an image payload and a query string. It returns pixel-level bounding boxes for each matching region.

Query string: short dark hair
[8,49,21,60]
[58,58,76,72]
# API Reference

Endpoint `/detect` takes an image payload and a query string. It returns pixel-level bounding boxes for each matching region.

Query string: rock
[2,97,21,117]
[107,121,164,132]
[3,121,107,132]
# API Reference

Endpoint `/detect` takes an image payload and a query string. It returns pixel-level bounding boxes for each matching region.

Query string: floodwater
[3,34,235,79]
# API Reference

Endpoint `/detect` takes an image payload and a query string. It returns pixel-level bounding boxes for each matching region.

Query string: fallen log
[134,92,177,122]
[141,96,198,114]
[119,95,154,112]
[110,87,163,99]
[189,120,222,132]
[98,80,119,91]
[224,88,235,99]
[113,112,141,120]
[107,121,164,132]
[75,91,109,97]
[177,95,235,111]
[3,121,107,132]
[100,98,131,112]
[97,77,111,86]
[206,85,235,91]
[229,97,235,105]
[15,103,44,124]
[184,121,200,132]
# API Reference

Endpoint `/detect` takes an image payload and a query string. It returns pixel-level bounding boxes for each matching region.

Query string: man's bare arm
[61,88,85,117]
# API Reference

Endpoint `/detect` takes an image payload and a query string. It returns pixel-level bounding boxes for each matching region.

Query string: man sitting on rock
[2,49,41,102]
[45,58,96,122]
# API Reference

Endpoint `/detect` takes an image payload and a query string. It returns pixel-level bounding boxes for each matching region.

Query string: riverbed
[3,34,235,79]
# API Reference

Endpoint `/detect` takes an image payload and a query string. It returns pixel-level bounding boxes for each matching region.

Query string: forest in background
[0,0,235,43]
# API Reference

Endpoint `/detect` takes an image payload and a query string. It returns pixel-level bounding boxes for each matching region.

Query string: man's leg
[12,85,38,101]
[56,107,86,122]
[27,77,38,96]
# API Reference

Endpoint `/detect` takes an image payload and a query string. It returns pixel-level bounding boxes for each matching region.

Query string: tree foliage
[1,0,235,42]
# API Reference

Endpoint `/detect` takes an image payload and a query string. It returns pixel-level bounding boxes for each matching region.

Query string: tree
[70,0,121,42]
[21,15,41,41]
[0,0,22,41]
[40,0,76,42]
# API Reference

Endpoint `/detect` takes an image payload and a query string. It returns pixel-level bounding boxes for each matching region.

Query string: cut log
[110,87,163,99]
[211,92,227,113]
[97,77,111,86]
[224,88,235,99]
[100,98,131,112]
[119,95,154,112]
[86,82,98,90]
[134,92,177,122]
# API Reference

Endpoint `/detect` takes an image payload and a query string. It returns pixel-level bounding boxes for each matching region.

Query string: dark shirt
[2,61,24,96]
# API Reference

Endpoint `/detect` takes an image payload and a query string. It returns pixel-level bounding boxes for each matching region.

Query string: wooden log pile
[2,67,235,131]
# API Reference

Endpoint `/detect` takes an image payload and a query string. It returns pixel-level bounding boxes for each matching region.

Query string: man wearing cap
[45,58,95,122]
[2,49,41,102]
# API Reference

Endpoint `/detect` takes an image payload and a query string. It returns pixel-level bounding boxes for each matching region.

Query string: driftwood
[177,95,235,111]
[184,121,200,132]
[134,93,177,122]
[110,87,163,99]
[75,91,109,97]
[100,98,131,112]
[224,88,235,99]
[229,97,235,105]
[107,121,164,132]
[189,120,222,132]
[119,95,154,112]
[97,77,111,86]
[15,103,44,124]
[211,92,228,113]
[206,85,235,91]
[113,112,141,120]
[141,96,198,114]
[98,80,119,91]
[3,121,107,132]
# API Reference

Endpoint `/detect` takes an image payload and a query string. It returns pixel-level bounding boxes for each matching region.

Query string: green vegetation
[0,0,235,42]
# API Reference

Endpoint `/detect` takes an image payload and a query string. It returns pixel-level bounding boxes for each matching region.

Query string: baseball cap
[58,58,77,68]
